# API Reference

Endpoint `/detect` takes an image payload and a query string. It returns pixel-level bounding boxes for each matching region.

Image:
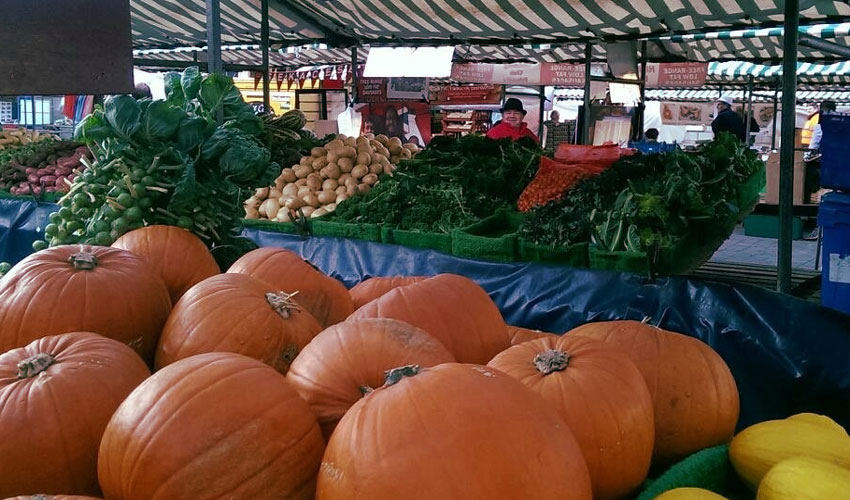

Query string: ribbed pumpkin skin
[286,318,455,440]
[227,248,354,328]
[3,495,103,499]
[655,488,729,500]
[571,320,740,465]
[317,363,592,500]
[488,335,654,500]
[757,456,850,500]
[506,325,557,346]
[0,246,171,363]
[155,273,322,374]
[0,332,150,498]
[729,413,850,489]
[348,274,510,364]
[98,352,324,500]
[349,276,426,309]
[112,225,220,304]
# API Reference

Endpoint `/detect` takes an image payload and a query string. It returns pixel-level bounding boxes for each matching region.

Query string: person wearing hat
[711,95,746,142]
[487,98,540,143]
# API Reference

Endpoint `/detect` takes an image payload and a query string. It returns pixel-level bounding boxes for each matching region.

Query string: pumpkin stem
[265,291,301,319]
[534,349,570,374]
[69,251,98,270]
[359,385,374,395]
[384,365,420,387]
[17,353,56,379]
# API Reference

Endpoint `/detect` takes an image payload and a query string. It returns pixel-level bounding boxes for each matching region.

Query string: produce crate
[311,220,383,242]
[451,210,522,262]
[589,247,651,274]
[634,445,753,500]
[518,239,589,267]
[240,218,301,235]
[735,163,767,214]
[382,227,454,254]
[743,215,804,240]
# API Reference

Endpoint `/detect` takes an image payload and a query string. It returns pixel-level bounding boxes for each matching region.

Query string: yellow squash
[654,487,729,499]
[729,413,850,489]
[757,456,850,499]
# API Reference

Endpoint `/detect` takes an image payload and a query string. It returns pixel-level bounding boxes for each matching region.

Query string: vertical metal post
[261,0,271,112]
[206,0,223,76]
[639,41,648,136]
[745,75,754,144]
[30,96,36,128]
[778,0,799,293]
[350,46,359,105]
[582,44,592,145]
[538,85,545,142]
[771,82,779,151]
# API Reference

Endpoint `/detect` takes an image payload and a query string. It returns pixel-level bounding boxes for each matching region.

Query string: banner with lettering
[429,84,503,105]
[645,63,708,88]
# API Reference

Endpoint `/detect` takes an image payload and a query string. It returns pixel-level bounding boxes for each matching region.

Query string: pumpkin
[286,318,455,440]
[3,496,103,500]
[729,413,850,489]
[348,276,426,309]
[488,335,654,500]
[0,246,171,363]
[98,352,324,500]
[317,363,592,499]
[0,332,149,498]
[506,325,557,346]
[654,488,729,500]
[111,225,220,304]
[757,456,850,500]
[571,320,740,464]
[348,274,510,364]
[228,248,354,328]
[155,273,322,374]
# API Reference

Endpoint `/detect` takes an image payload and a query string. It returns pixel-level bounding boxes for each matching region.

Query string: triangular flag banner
[253,71,262,90]
[311,70,320,86]
[276,71,285,91]
[287,73,295,90]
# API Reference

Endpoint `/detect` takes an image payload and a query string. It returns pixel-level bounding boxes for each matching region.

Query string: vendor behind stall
[487,98,539,143]
[711,95,746,142]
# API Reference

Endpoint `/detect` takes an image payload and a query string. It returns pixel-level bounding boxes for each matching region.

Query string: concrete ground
[710,226,820,270]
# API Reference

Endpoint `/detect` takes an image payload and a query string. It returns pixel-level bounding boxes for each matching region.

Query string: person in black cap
[486,98,539,143]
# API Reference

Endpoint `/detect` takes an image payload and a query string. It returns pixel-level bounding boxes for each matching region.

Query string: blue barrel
[820,113,850,190]
[818,191,850,314]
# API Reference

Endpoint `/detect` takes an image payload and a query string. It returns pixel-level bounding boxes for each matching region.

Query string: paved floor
[710,226,820,270]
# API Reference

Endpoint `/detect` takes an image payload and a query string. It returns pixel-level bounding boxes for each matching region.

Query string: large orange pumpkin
[228,248,354,328]
[571,320,740,464]
[155,273,322,374]
[98,352,325,500]
[317,363,592,499]
[0,245,171,363]
[286,318,455,440]
[348,276,427,309]
[0,332,149,498]
[348,274,509,364]
[506,325,558,346]
[111,225,219,304]
[3,496,103,499]
[488,335,654,500]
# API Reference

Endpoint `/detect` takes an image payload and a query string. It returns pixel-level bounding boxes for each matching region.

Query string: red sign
[450,64,496,83]
[645,63,708,88]
[356,77,387,103]
[540,63,585,86]
[451,62,586,86]
[430,84,502,105]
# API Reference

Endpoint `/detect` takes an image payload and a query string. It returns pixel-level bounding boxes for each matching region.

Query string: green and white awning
[708,60,850,83]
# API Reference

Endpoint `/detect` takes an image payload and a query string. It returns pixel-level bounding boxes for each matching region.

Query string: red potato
[55,167,72,177]
[40,175,56,185]
[24,167,36,175]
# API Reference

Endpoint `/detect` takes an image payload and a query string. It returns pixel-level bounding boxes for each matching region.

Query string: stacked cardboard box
[763,151,806,205]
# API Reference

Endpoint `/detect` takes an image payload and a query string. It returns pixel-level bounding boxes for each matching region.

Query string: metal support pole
[30,96,36,128]
[582,44,592,145]
[639,41,648,137]
[778,0,799,293]
[771,83,779,151]
[205,0,222,76]
[350,47,359,106]
[261,0,271,112]
[745,76,754,145]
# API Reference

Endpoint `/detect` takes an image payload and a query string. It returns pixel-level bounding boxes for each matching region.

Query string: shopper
[644,128,660,143]
[801,101,835,147]
[542,110,573,155]
[486,98,539,143]
[802,100,837,209]
[711,95,746,142]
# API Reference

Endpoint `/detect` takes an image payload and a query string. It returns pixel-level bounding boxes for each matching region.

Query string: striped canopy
[555,88,850,103]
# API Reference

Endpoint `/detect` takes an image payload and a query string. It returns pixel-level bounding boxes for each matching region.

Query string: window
[18,97,52,125]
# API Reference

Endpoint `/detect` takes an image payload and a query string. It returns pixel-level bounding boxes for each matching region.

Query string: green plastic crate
[518,240,589,267]
[589,246,651,273]
[634,445,753,500]
[383,227,454,254]
[735,164,767,213]
[451,210,522,262]
[240,218,301,235]
[311,220,383,242]
[743,215,804,240]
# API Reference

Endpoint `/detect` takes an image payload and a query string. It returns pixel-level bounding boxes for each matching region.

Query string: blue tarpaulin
[2,198,850,429]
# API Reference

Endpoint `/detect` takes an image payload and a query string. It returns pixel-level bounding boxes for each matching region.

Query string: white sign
[364,46,455,78]
[829,254,850,284]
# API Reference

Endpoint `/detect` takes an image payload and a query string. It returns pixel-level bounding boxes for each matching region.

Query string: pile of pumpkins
[0,224,846,500]
[244,133,420,222]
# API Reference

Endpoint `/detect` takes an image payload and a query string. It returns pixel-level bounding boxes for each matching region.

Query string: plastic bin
[451,210,522,262]
[743,215,804,240]
[820,113,850,190]
[818,192,850,315]
[382,227,453,254]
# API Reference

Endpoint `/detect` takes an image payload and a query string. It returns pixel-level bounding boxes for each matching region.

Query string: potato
[297,186,312,197]
[339,146,357,159]
[255,187,270,199]
[285,197,304,210]
[356,152,372,166]
[303,193,321,208]
[389,144,403,156]
[295,178,308,187]
[262,199,281,219]
[317,190,336,205]
[357,144,373,156]
[327,139,345,150]
[358,183,371,195]
[338,173,352,185]
[356,136,370,146]
[322,179,339,191]
[363,133,375,140]
[244,206,259,219]
[273,209,292,223]
[346,184,358,197]
[351,165,369,180]
[336,186,347,197]
[362,173,379,185]
[311,208,328,219]
[311,146,326,158]
[269,187,282,200]
[244,195,261,209]
[383,163,395,176]
[294,165,312,179]
[336,134,348,141]
[343,137,356,147]
[327,149,339,163]
[300,156,314,167]
[369,139,383,150]
[336,193,349,203]
[301,206,315,218]
[306,173,323,191]
[282,183,299,197]
[344,177,359,189]
[401,148,412,159]
[388,136,403,147]
[312,157,329,171]
[402,143,418,153]
[376,134,389,145]
[337,157,354,173]
[325,203,337,212]
[320,163,341,180]
[391,155,401,164]
[378,146,391,158]
[369,163,383,175]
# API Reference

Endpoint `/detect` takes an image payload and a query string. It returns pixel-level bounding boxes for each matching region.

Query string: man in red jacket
[486,98,539,143]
